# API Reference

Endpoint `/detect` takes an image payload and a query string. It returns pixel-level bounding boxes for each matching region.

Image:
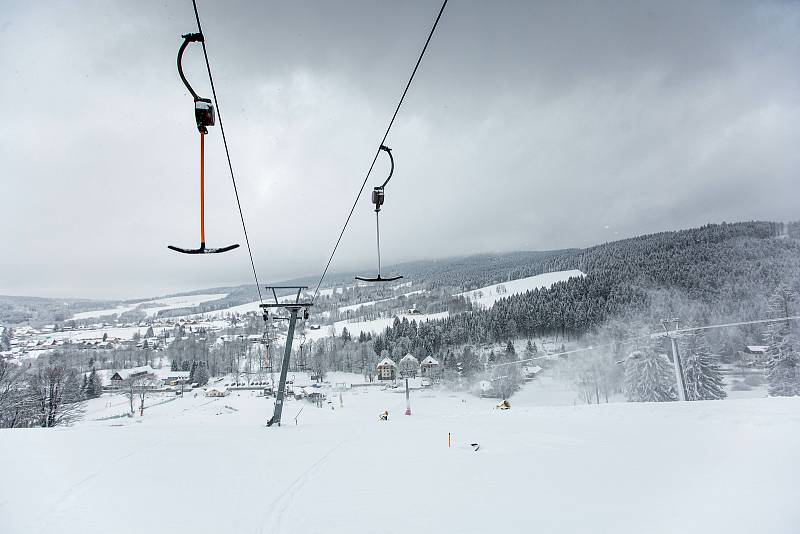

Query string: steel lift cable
[311,0,449,301]
[185,0,264,303]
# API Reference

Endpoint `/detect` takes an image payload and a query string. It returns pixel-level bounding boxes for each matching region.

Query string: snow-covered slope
[457,269,585,308]
[337,290,426,313]
[2,390,798,534]
[71,293,227,320]
[138,293,228,317]
[70,304,140,320]
[306,312,450,341]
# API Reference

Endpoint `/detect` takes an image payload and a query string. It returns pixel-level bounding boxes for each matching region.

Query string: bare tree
[122,373,158,415]
[312,344,327,382]
[122,377,135,413]
[567,352,621,404]
[136,374,158,416]
[0,360,29,428]
[26,363,85,427]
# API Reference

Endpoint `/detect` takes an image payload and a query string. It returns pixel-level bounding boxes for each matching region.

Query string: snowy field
[1,378,799,534]
[306,311,450,341]
[138,293,228,317]
[31,320,228,344]
[458,269,585,308]
[337,289,426,313]
[71,293,227,320]
[190,292,318,319]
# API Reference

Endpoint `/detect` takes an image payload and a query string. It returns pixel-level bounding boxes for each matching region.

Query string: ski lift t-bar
[168,30,238,255]
[356,145,403,282]
[371,145,394,212]
[177,32,215,134]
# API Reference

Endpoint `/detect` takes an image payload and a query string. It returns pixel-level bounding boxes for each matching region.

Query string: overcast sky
[1,0,799,299]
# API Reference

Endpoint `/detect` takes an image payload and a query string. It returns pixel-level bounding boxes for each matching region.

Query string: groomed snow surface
[306,311,450,341]
[458,269,585,308]
[2,378,799,534]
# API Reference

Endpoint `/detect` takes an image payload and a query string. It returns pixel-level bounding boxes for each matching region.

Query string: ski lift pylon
[168,32,239,255]
[356,145,403,283]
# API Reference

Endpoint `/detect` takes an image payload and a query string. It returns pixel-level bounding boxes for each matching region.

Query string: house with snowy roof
[161,371,191,386]
[420,356,440,377]
[738,345,770,365]
[376,357,397,381]
[108,365,156,388]
[522,365,543,380]
[399,354,420,377]
[205,386,229,397]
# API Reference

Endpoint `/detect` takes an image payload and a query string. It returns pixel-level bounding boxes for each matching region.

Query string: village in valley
[1,273,569,413]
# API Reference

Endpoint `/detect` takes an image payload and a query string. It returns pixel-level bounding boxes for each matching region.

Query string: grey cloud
[1,1,798,298]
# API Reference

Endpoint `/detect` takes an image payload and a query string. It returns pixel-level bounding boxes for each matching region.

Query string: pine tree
[624,350,676,402]
[85,369,103,398]
[765,285,800,396]
[194,361,210,386]
[767,349,800,397]
[680,332,726,400]
[505,340,516,357]
[460,346,482,377]
[81,373,88,393]
[189,361,197,383]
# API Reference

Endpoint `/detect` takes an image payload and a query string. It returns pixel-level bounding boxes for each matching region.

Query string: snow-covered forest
[3,220,800,430]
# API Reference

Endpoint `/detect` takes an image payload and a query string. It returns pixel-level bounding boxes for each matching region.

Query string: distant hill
[3,220,798,328]
[374,221,800,355]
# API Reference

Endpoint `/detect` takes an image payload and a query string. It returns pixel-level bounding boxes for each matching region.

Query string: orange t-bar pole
[200,132,205,245]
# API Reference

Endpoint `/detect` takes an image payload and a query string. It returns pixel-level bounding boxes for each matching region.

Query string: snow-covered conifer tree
[680,332,726,401]
[624,349,676,402]
[194,361,210,386]
[505,340,515,356]
[87,369,103,398]
[525,339,535,357]
[764,285,800,396]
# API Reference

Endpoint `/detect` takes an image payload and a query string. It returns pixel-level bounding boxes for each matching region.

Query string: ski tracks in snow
[36,437,167,534]
[255,436,351,534]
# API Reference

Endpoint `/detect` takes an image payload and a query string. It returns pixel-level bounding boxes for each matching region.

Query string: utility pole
[661,318,687,401]
[261,286,312,427]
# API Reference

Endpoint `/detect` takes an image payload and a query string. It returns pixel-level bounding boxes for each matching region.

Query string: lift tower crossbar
[260,286,312,427]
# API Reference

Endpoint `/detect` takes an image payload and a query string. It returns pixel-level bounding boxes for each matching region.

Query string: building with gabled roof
[205,386,229,397]
[108,365,156,387]
[376,357,397,381]
[420,355,440,378]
